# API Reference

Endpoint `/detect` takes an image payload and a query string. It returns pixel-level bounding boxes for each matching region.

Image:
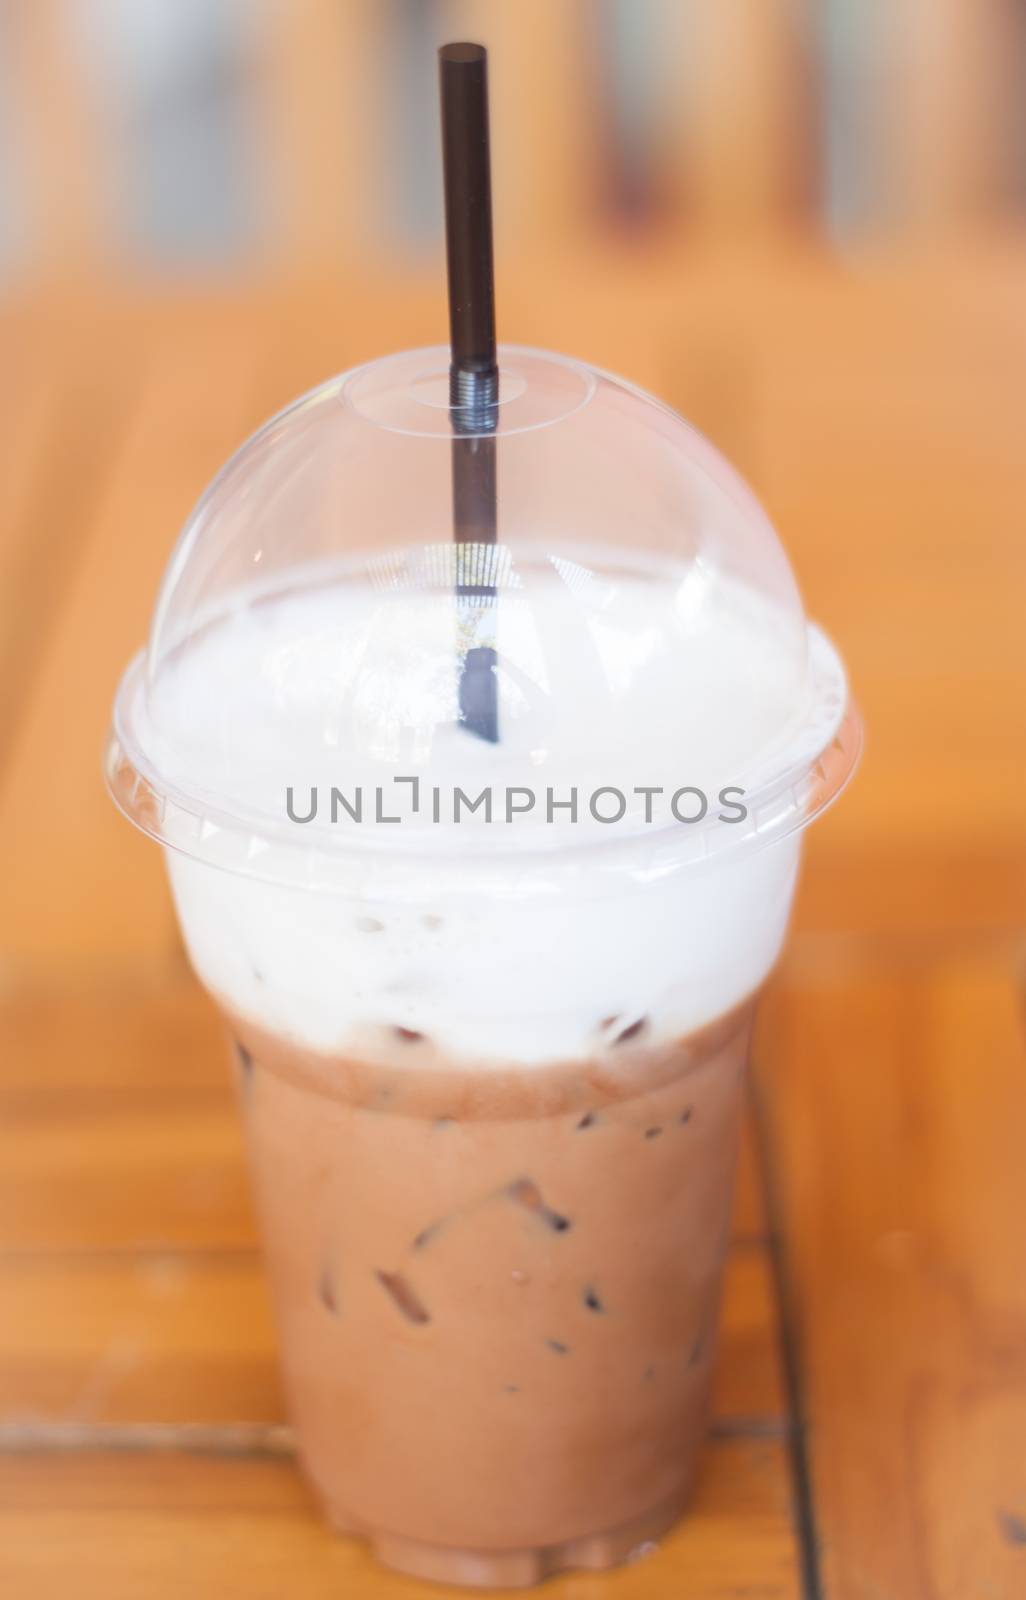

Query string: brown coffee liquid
[228,999,754,1587]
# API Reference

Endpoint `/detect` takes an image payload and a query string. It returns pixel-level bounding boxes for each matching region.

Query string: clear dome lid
[107,346,860,886]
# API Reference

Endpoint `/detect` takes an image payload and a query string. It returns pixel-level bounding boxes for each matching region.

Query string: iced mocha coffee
[107,349,859,1585]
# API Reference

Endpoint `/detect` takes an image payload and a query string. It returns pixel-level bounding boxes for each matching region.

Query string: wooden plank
[735,1112,767,1241]
[756,953,1026,1600]
[0,310,270,968]
[717,1246,787,1423]
[792,837,1026,943]
[0,1253,282,1425]
[746,269,1026,943]
[0,1087,252,1254]
[0,1243,782,1428]
[0,302,139,757]
[0,1437,800,1598]
[0,973,220,1093]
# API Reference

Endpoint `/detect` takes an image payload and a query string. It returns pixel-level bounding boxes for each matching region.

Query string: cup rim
[105,622,861,892]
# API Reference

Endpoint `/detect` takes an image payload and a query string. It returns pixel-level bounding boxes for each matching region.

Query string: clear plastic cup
[107,347,859,1586]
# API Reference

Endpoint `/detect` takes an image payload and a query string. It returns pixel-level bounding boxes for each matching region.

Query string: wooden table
[2,241,1025,1598]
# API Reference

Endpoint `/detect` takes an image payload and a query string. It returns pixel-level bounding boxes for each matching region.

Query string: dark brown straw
[439,41,499,743]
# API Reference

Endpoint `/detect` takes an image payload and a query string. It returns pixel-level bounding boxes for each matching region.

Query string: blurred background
[2,5,1025,1598]
[3,0,1026,274]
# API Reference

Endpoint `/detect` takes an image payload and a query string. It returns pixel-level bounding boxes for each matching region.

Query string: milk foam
[149,560,834,1063]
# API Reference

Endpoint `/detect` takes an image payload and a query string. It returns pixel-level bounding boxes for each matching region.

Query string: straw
[439,41,499,743]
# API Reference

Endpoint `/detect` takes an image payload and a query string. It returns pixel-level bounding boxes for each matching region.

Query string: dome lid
[107,346,860,889]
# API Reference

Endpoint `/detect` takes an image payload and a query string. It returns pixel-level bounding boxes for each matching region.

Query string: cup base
[323,1487,691,1588]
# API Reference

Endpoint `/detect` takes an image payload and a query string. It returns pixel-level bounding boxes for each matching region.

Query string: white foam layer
[152,562,824,1062]
[167,839,799,1063]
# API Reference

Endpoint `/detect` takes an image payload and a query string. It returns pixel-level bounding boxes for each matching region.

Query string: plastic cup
[107,347,859,1586]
